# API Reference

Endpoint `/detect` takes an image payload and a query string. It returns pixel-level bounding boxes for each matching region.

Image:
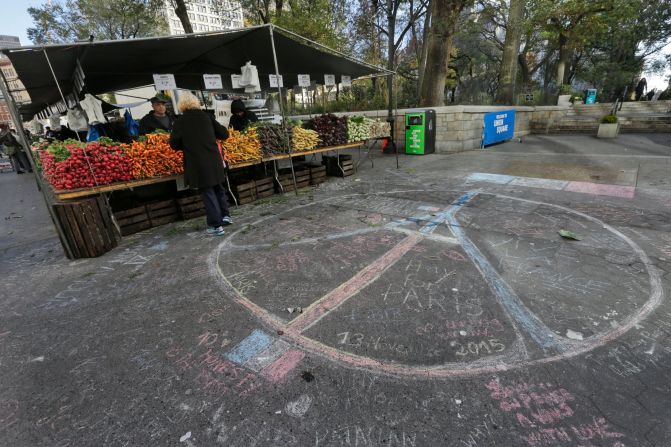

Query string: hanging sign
[482,110,516,146]
[269,74,284,88]
[341,75,352,87]
[297,74,311,87]
[324,74,336,86]
[203,74,223,90]
[153,74,177,90]
[231,74,242,89]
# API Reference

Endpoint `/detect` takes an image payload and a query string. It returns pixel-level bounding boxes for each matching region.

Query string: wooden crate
[114,205,151,236]
[176,195,205,220]
[146,199,179,227]
[294,168,311,188]
[54,196,119,259]
[255,177,275,199]
[324,155,354,177]
[308,164,327,185]
[276,173,295,193]
[233,180,257,205]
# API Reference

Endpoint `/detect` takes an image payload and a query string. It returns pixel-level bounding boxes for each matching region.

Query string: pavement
[1,134,671,446]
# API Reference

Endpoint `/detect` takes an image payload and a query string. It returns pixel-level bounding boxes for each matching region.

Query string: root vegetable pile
[291,127,320,152]
[39,139,133,190]
[123,133,183,178]
[220,128,262,164]
[307,114,348,147]
[255,123,292,157]
[370,119,391,138]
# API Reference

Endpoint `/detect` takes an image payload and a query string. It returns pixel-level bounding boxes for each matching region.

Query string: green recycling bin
[405,110,436,155]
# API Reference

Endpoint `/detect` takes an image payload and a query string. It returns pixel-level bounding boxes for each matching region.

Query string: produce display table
[53,142,366,202]
[54,175,183,201]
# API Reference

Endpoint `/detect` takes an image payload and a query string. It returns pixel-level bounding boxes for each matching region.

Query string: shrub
[601,114,618,124]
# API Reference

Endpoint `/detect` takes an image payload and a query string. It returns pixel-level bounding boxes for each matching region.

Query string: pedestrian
[635,78,647,101]
[139,94,174,135]
[228,99,258,131]
[0,127,32,174]
[646,88,655,101]
[169,93,232,236]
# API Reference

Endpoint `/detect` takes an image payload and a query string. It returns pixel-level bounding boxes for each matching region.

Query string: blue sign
[482,110,515,146]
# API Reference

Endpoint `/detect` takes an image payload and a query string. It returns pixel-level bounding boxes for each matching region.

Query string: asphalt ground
[1,134,671,446]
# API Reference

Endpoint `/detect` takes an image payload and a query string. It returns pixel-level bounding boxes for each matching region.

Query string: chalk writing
[416,318,505,339]
[457,414,498,447]
[486,378,625,446]
[453,339,506,357]
[314,425,418,447]
[0,399,19,431]
[166,345,262,398]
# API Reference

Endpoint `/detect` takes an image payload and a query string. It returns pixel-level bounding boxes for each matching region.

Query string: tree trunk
[556,33,569,86]
[173,0,193,33]
[386,0,396,117]
[518,52,530,86]
[418,0,466,106]
[495,0,524,104]
[417,5,432,96]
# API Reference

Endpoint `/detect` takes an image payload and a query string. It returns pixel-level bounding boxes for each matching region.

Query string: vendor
[139,95,174,135]
[229,99,258,131]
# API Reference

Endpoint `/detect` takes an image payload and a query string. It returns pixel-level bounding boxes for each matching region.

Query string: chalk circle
[210,190,663,378]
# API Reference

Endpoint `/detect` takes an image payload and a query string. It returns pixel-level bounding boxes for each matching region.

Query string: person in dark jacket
[169,93,232,236]
[635,78,647,101]
[139,95,174,135]
[228,99,258,131]
[0,127,32,174]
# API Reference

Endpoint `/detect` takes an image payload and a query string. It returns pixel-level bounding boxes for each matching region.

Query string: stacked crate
[323,154,354,177]
[114,205,151,236]
[146,199,179,227]
[308,164,327,185]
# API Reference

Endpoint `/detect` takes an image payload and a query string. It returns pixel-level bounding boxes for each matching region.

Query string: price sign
[324,74,336,86]
[203,74,223,90]
[153,74,177,90]
[269,74,284,88]
[231,75,242,89]
[297,74,311,87]
[341,75,352,87]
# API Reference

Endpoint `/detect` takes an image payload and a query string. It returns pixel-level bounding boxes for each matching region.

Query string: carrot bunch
[123,133,183,178]
[220,128,262,165]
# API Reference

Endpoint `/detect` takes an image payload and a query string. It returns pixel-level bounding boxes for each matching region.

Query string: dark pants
[10,151,31,173]
[200,184,230,228]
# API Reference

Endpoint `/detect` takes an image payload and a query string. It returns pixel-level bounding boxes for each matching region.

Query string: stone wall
[290,101,670,154]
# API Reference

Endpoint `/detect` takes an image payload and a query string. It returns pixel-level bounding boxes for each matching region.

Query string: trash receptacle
[405,110,436,155]
[584,89,597,104]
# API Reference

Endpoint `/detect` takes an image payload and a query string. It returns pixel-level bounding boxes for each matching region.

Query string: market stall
[0,24,393,258]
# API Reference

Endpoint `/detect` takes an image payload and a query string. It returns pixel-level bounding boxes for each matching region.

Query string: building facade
[0,35,25,125]
[164,0,244,35]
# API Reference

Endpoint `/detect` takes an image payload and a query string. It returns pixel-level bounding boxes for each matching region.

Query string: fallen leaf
[558,230,582,241]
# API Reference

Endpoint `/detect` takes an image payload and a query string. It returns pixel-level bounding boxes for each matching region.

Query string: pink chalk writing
[486,379,625,446]
[166,345,262,398]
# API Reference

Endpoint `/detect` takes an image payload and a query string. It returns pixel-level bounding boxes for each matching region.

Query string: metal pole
[42,49,81,142]
[0,65,74,258]
[43,48,119,234]
[269,25,298,195]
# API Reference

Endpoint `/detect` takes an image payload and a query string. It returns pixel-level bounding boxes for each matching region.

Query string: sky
[0,0,43,46]
[0,0,670,91]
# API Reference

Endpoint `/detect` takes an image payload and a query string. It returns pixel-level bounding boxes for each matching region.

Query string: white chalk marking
[180,431,192,442]
[566,330,584,341]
